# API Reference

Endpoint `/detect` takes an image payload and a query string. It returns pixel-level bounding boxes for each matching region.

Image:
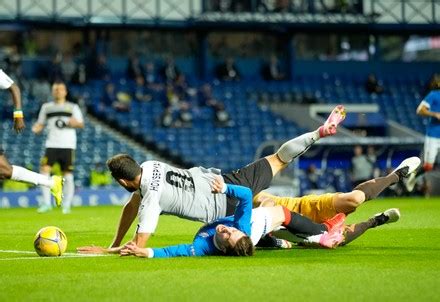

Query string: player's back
[140,161,228,223]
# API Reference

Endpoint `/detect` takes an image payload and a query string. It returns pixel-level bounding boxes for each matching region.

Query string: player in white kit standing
[32,81,84,214]
[0,69,63,204]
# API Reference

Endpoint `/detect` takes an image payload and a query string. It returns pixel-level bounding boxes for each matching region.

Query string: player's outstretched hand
[77,245,121,254]
[120,241,149,258]
[210,175,225,193]
[13,118,25,133]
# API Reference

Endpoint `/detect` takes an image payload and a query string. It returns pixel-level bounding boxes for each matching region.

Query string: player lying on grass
[119,176,400,258]
[120,177,347,258]
[78,105,346,253]
[255,156,421,245]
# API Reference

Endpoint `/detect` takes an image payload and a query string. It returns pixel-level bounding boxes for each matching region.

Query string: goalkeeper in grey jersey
[77,105,346,254]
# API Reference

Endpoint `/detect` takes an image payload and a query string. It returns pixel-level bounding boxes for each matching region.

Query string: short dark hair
[106,154,141,181]
[225,236,254,257]
[52,80,67,87]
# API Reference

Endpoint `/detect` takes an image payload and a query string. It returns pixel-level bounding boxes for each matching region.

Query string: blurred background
[0,0,439,207]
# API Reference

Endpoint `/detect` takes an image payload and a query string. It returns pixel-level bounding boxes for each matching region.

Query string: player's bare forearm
[68,118,84,128]
[9,84,22,110]
[77,245,122,254]
[109,193,141,248]
[9,84,25,133]
[417,104,440,119]
[134,233,151,248]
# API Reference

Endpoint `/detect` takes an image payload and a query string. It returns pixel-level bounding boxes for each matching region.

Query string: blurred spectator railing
[200,0,439,25]
[0,0,437,25]
[0,0,201,24]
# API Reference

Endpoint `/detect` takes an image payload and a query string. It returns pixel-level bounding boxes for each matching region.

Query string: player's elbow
[9,83,20,95]
[416,105,428,116]
[242,187,252,202]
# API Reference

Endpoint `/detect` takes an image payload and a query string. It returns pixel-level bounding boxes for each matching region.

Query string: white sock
[276,130,320,163]
[11,165,53,187]
[303,234,322,245]
[299,234,326,247]
[63,173,75,211]
[40,172,52,207]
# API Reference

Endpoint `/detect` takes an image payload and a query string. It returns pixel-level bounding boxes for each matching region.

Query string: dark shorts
[222,158,273,215]
[41,148,75,172]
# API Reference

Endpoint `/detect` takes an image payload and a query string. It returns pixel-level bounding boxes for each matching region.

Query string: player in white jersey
[32,81,84,214]
[78,105,347,254]
[0,69,63,204]
[120,177,398,259]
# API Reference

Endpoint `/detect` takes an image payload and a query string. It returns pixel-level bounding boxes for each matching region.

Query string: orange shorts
[254,191,339,223]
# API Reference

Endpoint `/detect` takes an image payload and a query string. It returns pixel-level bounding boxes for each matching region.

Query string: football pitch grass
[1,198,440,302]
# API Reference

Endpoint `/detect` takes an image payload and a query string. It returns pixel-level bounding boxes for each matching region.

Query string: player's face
[215,224,246,251]
[52,83,67,101]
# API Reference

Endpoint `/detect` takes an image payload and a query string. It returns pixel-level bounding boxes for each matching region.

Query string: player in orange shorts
[254,156,421,245]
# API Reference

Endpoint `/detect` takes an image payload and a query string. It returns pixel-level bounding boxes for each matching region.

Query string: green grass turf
[1,198,440,302]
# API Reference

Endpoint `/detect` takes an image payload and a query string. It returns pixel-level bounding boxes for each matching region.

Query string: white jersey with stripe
[249,207,274,245]
[137,161,228,234]
[0,69,14,90]
[36,101,83,149]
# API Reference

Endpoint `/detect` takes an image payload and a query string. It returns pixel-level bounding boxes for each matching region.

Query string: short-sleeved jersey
[420,90,440,138]
[137,161,228,234]
[36,101,84,149]
[0,69,14,90]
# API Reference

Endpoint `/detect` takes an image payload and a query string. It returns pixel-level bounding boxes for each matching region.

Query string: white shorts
[424,136,440,164]
[250,208,273,246]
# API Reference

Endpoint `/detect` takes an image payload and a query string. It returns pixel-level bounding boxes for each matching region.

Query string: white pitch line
[0,250,36,254]
[0,249,112,260]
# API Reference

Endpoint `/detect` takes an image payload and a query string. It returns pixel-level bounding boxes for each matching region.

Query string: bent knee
[334,190,365,214]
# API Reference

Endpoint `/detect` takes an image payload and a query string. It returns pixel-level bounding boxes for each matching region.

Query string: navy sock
[283,211,326,236]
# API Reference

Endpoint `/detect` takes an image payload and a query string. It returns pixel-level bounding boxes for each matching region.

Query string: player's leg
[422,136,437,172]
[351,156,420,202]
[405,136,438,192]
[257,156,420,219]
[61,149,75,214]
[38,164,53,213]
[331,157,420,214]
[0,149,54,186]
[62,172,74,214]
[267,105,346,176]
[223,105,346,207]
[255,191,337,223]
[270,205,344,236]
[274,206,346,248]
[340,208,400,246]
[38,149,55,213]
